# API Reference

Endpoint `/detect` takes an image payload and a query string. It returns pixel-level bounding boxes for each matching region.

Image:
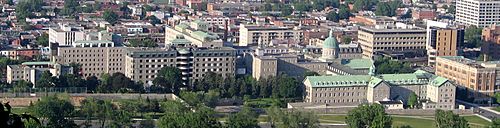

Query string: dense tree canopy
[36,33,49,47]
[266,106,319,128]
[103,10,119,25]
[346,104,392,128]
[464,26,483,48]
[128,39,158,47]
[227,107,259,128]
[374,57,414,74]
[407,92,418,109]
[157,101,221,128]
[16,0,44,20]
[435,109,469,128]
[31,95,76,128]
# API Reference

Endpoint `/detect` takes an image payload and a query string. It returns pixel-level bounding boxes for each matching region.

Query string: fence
[0,87,87,98]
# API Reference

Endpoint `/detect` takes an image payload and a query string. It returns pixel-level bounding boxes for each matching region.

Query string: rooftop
[21,61,53,65]
[305,70,449,88]
[341,59,372,69]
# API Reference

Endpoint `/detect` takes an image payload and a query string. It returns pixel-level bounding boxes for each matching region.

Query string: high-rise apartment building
[456,0,500,27]
[435,56,500,100]
[426,21,464,66]
[239,24,304,46]
[358,23,427,58]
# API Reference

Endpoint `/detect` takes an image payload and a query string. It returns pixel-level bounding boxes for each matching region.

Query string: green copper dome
[323,29,339,49]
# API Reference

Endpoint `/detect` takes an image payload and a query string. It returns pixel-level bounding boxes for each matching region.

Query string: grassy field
[316,115,490,128]
[494,107,500,112]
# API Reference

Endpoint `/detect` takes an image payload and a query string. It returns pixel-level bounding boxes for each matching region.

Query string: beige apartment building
[53,40,236,86]
[358,24,427,58]
[53,40,125,78]
[251,52,328,80]
[165,20,223,48]
[435,56,500,99]
[49,23,85,46]
[239,24,303,46]
[7,62,73,87]
[426,21,464,66]
[303,70,456,109]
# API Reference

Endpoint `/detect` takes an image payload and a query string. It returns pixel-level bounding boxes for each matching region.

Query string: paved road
[457,100,500,120]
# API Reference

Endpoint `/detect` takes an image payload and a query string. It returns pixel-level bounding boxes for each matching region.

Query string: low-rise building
[165,20,223,48]
[7,62,73,87]
[303,70,456,109]
[435,56,500,100]
[239,24,303,46]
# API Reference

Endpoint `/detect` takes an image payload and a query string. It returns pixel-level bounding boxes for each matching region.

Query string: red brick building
[412,9,436,20]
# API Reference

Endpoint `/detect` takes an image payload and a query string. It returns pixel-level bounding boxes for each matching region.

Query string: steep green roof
[175,23,189,31]
[341,59,372,69]
[305,70,451,88]
[368,77,383,87]
[305,75,372,87]
[378,73,429,85]
[429,76,448,87]
[323,29,339,49]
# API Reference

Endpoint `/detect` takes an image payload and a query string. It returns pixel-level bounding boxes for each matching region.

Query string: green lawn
[494,107,500,112]
[463,115,491,128]
[11,107,30,114]
[316,115,491,128]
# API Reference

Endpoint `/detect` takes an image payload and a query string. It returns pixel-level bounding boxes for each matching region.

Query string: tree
[448,5,456,14]
[342,36,352,44]
[128,39,158,47]
[464,26,483,48]
[158,101,221,128]
[338,5,352,20]
[353,0,377,12]
[13,80,32,93]
[5,0,13,6]
[303,71,320,77]
[32,95,76,128]
[147,16,161,25]
[85,76,99,92]
[263,3,272,11]
[61,0,78,16]
[155,67,182,94]
[36,33,49,47]
[15,0,43,20]
[265,106,319,128]
[327,11,340,22]
[0,102,40,128]
[408,92,418,109]
[143,5,154,12]
[375,57,414,74]
[346,104,392,128]
[435,109,469,128]
[495,93,500,104]
[281,5,293,17]
[490,118,500,128]
[103,10,119,25]
[80,98,119,128]
[227,107,259,128]
[35,71,55,88]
